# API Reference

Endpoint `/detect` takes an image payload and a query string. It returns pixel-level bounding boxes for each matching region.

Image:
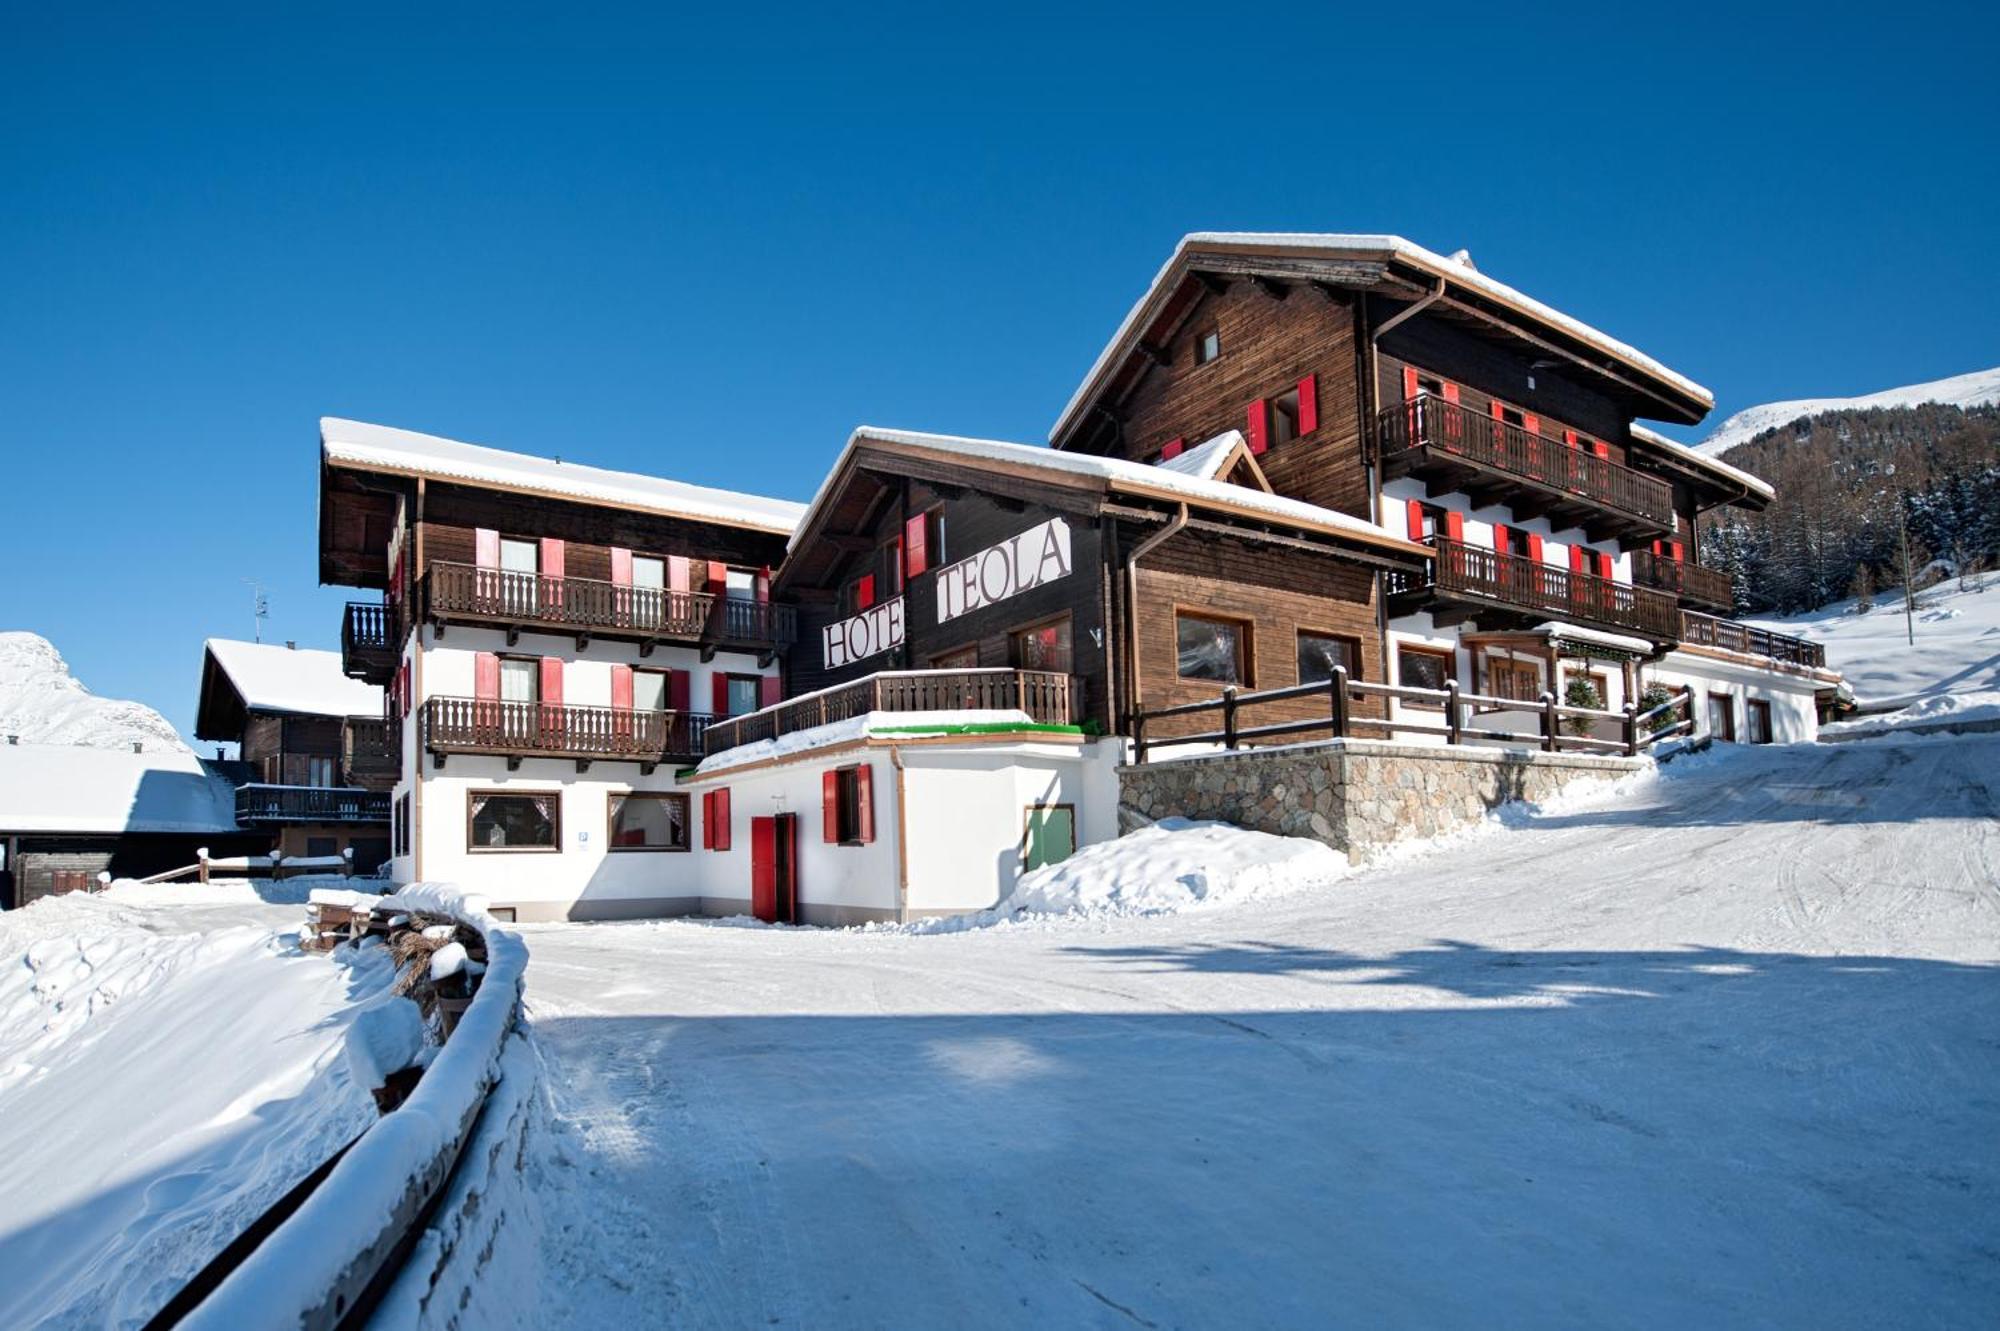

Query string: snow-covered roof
[1529,622,1658,656]
[204,639,383,719]
[1050,233,1715,443]
[0,743,241,835]
[1154,430,1249,481]
[1628,424,1776,501]
[795,427,1424,558]
[320,418,807,535]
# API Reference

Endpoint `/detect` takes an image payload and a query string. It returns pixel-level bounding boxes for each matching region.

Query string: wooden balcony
[235,784,390,826]
[704,669,1076,757]
[343,718,401,789]
[341,601,398,685]
[423,562,798,661]
[1631,550,1735,612]
[1679,611,1826,669]
[1378,397,1676,543]
[421,696,718,772]
[1389,538,1681,642]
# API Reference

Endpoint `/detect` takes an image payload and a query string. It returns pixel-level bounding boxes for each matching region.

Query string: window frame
[497,653,541,704]
[1008,612,1074,674]
[1269,387,1301,449]
[631,666,670,713]
[1174,608,1253,688]
[1395,644,1455,709]
[606,791,692,853]
[1295,628,1363,686]
[1021,802,1077,871]
[1485,656,1542,706]
[833,764,866,846]
[930,644,981,670]
[1193,328,1221,365]
[1746,698,1774,745]
[465,788,563,854]
[722,671,764,717]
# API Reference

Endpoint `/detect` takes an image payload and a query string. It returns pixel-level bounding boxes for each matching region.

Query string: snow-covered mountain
[1696,365,2000,457]
[0,632,189,753]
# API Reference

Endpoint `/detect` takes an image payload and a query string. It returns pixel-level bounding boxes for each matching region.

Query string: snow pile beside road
[1823,689,2000,737]
[1747,569,2000,710]
[1003,818,1347,918]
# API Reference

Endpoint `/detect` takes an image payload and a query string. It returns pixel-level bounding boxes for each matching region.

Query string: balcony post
[1330,665,1349,739]
[1623,702,1638,757]
[1540,691,1558,753]
[1222,686,1239,750]
[1445,679,1462,745]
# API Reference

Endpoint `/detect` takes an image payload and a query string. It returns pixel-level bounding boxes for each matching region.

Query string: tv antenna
[243,579,269,643]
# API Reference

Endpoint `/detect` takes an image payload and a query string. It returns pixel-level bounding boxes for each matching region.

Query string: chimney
[286,640,297,650]
[132,741,143,753]
[6,734,16,746]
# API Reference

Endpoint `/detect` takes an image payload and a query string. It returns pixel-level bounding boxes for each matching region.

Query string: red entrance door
[750,813,798,924]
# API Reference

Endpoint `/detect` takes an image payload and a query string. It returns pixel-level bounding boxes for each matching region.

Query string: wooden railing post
[1540,691,1558,752]
[1445,679,1462,745]
[1623,702,1638,757]
[1222,686,1239,750]
[1682,685,1696,738]
[1132,711,1148,764]
[1330,665,1350,739]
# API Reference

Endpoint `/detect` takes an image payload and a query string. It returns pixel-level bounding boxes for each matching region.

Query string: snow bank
[1822,689,2000,737]
[1001,818,1346,917]
[1748,569,1999,711]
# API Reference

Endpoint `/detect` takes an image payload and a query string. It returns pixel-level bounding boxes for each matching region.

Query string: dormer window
[1194,329,1221,365]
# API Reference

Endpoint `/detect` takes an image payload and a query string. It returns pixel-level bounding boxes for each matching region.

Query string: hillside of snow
[1695,364,2000,457]
[1747,568,2000,718]
[0,631,189,753]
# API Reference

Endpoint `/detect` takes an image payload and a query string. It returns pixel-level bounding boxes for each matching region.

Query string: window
[1488,658,1541,703]
[885,535,905,595]
[307,835,337,859]
[1396,645,1453,705]
[1176,612,1248,685]
[307,755,335,787]
[609,792,690,851]
[395,792,412,857]
[468,790,560,851]
[725,674,762,717]
[499,537,540,615]
[1746,699,1773,745]
[1497,526,1535,559]
[499,656,539,703]
[1568,669,1611,709]
[1011,616,1073,673]
[633,669,669,712]
[1023,804,1076,870]
[932,644,980,670]
[1297,631,1361,684]
[631,555,665,591]
[1270,388,1301,448]
[826,764,874,845]
[499,537,538,574]
[1194,329,1221,364]
[725,568,757,601]
[1708,692,1736,743]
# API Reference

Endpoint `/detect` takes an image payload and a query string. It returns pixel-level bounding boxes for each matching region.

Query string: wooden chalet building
[317,417,802,920]
[194,638,397,872]
[1046,233,1837,742]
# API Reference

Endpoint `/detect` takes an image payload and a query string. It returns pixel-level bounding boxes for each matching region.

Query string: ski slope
[519,738,2000,1329]
[0,885,384,1329]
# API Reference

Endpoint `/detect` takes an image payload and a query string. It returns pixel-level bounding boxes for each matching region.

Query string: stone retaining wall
[1118,740,1646,862]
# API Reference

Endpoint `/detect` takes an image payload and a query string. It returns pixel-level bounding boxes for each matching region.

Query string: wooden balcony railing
[704,669,1075,756]
[1378,396,1676,530]
[1631,550,1735,610]
[341,601,398,683]
[423,563,799,652]
[1678,611,1826,669]
[343,718,401,786]
[421,696,717,769]
[1389,538,1681,640]
[235,784,391,825]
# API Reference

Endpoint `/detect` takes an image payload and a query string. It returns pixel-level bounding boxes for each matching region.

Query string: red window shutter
[1569,545,1587,574]
[1444,511,1464,543]
[1490,401,1506,424]
[474,652,500,701]
[904,513,928,576]
[1528,533,1545,563]
[713,788,730,852]
[712,673,730,716]
[539,657,563,707]
[1246,399,1269,454]
[1670,540,1684,561]
[668,555,689,591]
[1522,414,1540,437]
[1597,551,1615,580]
[474,528,499,569]
[857,573,876,609]
[539,538,565,579]
[611,664,634,710]
[1441,382,1460,405]
[1593,440,1610,460]
[669,668,691,712]
[1564,429,1579,449]
[1159,437,1184,460]
[610,547,633,585]
[1406,498,1425,542]
[1402,366,1420,400]
[759,674,781,708]
[1493,523,1510,555]
[1651,539,1663,557]
[709,560,729,593]
[822,770,841,843]
[755,567,771,603]
[855,764,875,844]
[701,791,714,849]
[1296,374,1318,435]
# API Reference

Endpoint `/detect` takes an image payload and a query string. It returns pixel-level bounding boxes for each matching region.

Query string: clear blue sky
[3,2,1995,743]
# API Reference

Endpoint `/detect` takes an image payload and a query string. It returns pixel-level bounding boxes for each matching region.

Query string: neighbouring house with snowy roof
[194,638,397,873]
[0,740,262,908]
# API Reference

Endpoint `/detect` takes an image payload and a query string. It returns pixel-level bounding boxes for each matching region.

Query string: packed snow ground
[519,737,2000,1328]
[1749,568,2000,720]
[0,882,385,1329]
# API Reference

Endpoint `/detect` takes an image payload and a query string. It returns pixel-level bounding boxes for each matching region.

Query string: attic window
[1194,329,1221,365]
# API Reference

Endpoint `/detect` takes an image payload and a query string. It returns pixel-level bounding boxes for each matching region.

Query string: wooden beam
[1138,340,1170,367]
[1250,274,1290,301]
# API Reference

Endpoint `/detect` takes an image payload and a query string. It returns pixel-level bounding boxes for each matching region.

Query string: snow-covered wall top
[204,638,384,719]
[321,417,808,535]
[0,632,190,754]
[1696,365,2000,457]
[0,742,240,833]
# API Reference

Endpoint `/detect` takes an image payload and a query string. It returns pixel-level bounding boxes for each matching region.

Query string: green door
[1023,805,1076,871]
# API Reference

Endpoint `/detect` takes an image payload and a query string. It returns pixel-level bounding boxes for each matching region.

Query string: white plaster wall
[1379,476,1630,578]
[686,752,901,920]
[1646,652,1821,745]
[419,624,773,714]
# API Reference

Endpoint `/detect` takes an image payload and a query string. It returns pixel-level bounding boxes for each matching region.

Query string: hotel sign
[823,595,905,670]
[935,518,1073,624]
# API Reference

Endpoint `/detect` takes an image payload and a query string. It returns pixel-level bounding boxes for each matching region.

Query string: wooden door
[1708,692,1736,743]
[749,814,798,925]
[774,813,798,925]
